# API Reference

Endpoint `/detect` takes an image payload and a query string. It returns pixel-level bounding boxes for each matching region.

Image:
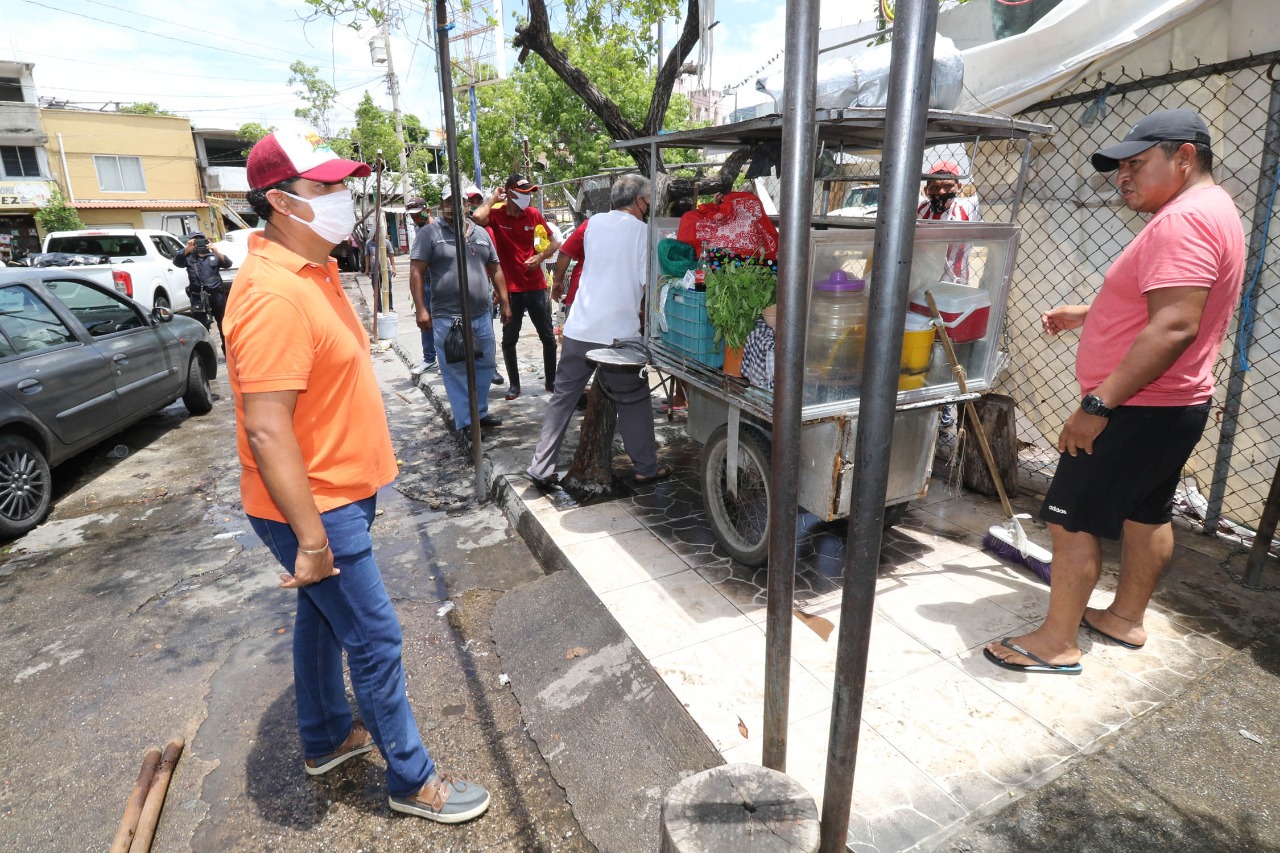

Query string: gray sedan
[0,269,217,537]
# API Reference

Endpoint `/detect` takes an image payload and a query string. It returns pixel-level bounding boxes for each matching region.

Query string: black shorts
[1039,402,1210,540]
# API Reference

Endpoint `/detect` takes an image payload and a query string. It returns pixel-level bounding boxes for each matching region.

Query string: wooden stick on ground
[129,738,185,853]
[109,748,162,853]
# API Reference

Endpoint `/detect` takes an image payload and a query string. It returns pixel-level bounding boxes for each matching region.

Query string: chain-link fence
[984,52,1280,542]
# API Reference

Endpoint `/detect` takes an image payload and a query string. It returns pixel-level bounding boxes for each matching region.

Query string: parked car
[828,183,879,219]
[39,229,192,313]
[0,269,217,537]
[210,227,263,286]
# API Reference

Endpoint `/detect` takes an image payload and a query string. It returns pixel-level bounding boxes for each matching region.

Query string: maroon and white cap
[247,129,371,190]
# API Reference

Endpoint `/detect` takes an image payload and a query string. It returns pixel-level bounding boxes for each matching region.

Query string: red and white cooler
[908,282,991,344]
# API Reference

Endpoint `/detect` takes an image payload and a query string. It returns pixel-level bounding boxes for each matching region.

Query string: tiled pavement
[503,449,1240,852]
[369,273,1259,852]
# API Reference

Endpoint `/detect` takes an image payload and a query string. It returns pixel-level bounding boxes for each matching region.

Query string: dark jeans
[249,496,434,797]
[501,289,557,391]
[189,287,228,350]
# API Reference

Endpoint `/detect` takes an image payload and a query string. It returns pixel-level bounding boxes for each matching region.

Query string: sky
[1,0,875,137]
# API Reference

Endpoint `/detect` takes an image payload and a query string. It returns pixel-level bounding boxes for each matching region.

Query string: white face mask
[509,191,533,211]
[279,188,356,244]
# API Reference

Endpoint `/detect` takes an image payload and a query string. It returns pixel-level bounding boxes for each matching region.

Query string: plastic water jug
[805,270,867,404]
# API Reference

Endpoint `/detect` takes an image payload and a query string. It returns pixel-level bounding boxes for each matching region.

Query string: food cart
[613,108,1051,566]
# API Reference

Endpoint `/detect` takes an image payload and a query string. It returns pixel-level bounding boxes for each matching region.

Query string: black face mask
[928,192,957,215]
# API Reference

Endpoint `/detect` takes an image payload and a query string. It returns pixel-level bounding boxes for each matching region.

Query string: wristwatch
[1081,393,1113,418]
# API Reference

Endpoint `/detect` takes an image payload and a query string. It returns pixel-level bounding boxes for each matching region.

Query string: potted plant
[704,261,777,376]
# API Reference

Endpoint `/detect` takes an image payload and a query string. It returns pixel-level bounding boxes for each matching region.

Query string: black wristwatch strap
[1081,393,1113,417]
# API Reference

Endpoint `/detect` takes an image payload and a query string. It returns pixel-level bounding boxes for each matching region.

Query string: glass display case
[798,221,1019,416]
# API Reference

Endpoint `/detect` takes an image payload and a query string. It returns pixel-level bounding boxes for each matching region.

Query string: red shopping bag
[676,192,779,260]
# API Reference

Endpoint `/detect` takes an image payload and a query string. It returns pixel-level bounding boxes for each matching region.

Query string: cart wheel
[700,424,771,566]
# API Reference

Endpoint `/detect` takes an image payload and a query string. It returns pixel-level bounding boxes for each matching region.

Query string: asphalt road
[0,348,592,851]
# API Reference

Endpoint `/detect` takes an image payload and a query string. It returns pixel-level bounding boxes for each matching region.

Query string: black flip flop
[983,638,1082,675]
[1081,614,1145,649]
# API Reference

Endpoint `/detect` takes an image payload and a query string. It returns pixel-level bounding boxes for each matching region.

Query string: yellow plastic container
[900,313,935,376]
[898,373,926,391]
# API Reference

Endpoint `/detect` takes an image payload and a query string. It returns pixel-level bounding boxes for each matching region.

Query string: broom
[925,291,1053,583]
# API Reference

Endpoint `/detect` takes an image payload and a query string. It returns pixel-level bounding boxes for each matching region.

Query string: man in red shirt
[473,175,561,400]
[984,109,1245,676]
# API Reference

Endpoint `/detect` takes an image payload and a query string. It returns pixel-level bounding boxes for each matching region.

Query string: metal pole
[1204,74,1280,534]
[470,85,483,188]
[372,155,386,343]
[818,1,938,849]
[761,0,821,773]
[381,1,411,209]
[437,0,485,501]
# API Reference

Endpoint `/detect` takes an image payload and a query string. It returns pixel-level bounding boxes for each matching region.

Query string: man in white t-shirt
[526,174,669,487]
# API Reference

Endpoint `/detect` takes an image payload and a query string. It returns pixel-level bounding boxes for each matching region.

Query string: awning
[73,200,210,209]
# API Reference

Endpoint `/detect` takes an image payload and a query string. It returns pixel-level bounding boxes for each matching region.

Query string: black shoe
[492,372,505,385]
[478,414,503,428]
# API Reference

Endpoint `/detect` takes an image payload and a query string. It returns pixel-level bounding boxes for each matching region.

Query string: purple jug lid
[814,269,866,291]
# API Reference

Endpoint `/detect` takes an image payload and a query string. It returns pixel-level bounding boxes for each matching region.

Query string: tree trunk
[961,394,1019,499]
[562,382,620,501]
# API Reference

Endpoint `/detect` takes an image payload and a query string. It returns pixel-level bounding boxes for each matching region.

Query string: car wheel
[0,435,52,539]
[182,355,214,415]
[153,292,170,311]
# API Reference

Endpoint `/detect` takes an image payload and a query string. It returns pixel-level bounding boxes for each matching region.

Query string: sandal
[634,464,673,484]
[658,402,688,414]
[526,472,559,491]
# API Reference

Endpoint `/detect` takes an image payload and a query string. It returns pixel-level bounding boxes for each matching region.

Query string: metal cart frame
[615,110,1051,566]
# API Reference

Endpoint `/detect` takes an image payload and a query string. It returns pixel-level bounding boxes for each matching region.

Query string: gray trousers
[528,336,659,480]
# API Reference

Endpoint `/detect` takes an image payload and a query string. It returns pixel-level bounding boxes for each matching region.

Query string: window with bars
[0,146,41,179]
[93,154,147,193]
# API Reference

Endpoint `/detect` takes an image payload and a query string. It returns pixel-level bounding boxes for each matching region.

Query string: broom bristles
[983,519,1053,585]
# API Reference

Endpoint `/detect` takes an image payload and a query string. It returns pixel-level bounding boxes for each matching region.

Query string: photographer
[173,231,232,349]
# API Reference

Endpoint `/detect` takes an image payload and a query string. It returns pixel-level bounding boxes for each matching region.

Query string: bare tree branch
[641,0,700,137]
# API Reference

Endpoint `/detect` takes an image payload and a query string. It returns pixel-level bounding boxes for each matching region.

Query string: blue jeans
[433,313,496,429]
[249,496,433,797]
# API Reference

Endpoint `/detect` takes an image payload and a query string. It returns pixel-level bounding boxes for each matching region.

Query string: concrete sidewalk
[366,271,1280,852]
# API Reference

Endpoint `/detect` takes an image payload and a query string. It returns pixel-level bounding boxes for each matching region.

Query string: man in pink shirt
[985,109,1245,675]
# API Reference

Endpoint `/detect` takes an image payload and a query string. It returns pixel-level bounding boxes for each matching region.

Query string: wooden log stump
[562,381,619,501]
[961,393,1018,499]
[659,763,820,853]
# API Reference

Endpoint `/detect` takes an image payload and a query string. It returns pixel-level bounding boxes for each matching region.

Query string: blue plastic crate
[661,287,723,369]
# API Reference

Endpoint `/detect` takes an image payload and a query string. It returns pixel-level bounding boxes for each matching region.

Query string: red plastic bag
[676,192,779,260]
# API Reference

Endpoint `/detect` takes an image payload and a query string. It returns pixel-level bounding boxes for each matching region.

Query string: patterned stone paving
[504,429,1240,853]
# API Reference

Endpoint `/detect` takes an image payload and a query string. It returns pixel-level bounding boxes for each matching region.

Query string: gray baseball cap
[1091,108,1212,172]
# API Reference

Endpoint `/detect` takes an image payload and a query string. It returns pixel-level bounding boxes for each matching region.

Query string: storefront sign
[0,181,57,209]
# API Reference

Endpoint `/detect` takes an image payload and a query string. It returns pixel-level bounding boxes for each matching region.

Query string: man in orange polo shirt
[223,129,490,824]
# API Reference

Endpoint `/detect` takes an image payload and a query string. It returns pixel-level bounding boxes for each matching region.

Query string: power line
[12,0,371,70]
[6,48,288,83]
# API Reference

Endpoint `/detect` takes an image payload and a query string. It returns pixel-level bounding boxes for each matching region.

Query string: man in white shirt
[526,174,669,487]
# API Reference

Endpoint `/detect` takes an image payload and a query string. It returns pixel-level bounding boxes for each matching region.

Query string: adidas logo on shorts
[1047,505,1067,514]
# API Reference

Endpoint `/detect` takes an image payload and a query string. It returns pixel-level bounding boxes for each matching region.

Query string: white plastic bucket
[376,311,398,340]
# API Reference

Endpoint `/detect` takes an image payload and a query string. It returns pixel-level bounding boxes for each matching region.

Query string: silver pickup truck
[39,229,193,313]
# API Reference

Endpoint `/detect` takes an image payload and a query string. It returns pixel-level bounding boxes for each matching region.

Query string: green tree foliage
[288,60,339,135]
[235,122,277,156]
[118,101,178,116]
[34,188,84,234]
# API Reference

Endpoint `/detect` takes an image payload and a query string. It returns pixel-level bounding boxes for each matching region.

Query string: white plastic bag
[848,35,964,110]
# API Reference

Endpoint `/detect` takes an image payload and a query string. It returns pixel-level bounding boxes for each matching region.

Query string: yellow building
[39,108,216,237]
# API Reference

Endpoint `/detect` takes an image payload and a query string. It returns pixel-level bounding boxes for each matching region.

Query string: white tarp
[957,0,1225,116]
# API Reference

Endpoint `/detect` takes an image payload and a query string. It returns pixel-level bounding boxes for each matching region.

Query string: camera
[194,236,210,256]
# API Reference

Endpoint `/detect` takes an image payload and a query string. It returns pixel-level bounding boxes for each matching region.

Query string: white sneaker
[410,360,429,376]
